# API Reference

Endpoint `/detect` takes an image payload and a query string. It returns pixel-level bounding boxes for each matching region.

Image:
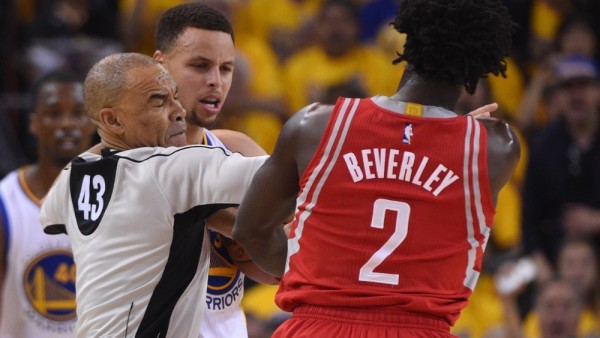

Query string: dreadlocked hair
[392,0,513,94]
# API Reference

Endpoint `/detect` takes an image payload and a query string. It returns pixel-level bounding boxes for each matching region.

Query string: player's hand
[467,102,498,119]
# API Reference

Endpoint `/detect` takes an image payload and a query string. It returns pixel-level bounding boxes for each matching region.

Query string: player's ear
[99,108,124,134]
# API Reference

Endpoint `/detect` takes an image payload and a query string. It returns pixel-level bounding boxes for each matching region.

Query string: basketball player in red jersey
[232,0,520,337]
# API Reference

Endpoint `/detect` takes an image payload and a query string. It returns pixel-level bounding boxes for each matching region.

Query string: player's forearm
[233,225,288,278]
[225,238,280,284]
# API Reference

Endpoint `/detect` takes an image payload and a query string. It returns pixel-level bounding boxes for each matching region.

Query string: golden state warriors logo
[206,232,244,311]
[23,249,76,321]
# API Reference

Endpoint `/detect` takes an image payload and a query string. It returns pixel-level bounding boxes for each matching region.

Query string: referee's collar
[101,148,121,157]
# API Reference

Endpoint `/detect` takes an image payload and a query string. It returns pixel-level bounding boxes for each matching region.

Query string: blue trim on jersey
[0,194,10,268]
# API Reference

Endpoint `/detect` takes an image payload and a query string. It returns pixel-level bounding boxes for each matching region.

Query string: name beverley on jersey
[342,148,459,196]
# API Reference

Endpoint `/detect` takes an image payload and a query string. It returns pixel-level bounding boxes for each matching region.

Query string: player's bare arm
[232,105,322,277]
[223,238,278,284]
[206,207,237,238]
[211,129,278,284]
[481,118,521,204]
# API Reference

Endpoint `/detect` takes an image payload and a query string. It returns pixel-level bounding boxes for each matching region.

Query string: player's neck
[23,161,62,200]
[393,69,461,111]
[185,124,206,145]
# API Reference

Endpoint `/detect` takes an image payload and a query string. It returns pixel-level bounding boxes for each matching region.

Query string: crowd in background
[1,0,599,337]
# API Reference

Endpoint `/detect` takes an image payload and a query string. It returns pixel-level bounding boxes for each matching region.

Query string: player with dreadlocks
[232,0,520,337]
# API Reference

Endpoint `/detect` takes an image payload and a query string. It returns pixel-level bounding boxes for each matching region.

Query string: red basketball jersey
[276,97,495,326]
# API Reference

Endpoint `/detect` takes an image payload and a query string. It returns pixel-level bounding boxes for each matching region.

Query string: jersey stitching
[112,145,230,163]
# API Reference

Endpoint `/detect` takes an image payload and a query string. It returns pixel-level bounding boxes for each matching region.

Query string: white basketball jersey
[200,129,248,338]
[0,168,76,338]
[39,146,267,338]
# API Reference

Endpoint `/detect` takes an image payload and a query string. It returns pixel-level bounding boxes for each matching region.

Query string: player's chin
[192,108,219,126]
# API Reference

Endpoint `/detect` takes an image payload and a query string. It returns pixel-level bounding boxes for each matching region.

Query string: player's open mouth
[200,98,221,113]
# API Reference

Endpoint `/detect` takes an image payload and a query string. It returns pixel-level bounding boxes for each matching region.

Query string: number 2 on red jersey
[359,198,410,286]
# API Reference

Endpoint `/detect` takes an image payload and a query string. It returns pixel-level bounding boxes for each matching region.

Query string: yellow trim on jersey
[202,131,208,146]
[405,102,423,117]
[208,267,236,277]
[18,166,41,206]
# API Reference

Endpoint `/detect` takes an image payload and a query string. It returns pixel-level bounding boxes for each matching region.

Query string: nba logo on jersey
[402,123,413,144]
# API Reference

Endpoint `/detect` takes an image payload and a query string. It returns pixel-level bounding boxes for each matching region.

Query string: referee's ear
[98,108,124,135]
[153,50,165,64]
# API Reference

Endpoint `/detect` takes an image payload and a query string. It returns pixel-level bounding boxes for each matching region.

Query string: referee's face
[116,64,187,148]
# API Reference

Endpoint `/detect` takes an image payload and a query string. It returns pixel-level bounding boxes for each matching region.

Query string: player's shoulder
[478,117,521,196]
[209,129,267,156]
[210,129,247,142]
[279,102,334,146]
[290,102,334,131]
[0,169,19,187]
[478,117,520,158]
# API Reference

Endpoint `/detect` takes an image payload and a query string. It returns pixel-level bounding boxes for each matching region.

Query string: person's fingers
[467,102,498,118]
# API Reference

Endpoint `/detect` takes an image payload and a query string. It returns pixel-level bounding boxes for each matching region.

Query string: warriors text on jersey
[200,129,248,338]
[39,146,267,338]
[0,168,76,338]
[278,97,494,326]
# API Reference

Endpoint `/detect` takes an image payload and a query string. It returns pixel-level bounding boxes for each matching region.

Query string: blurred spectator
[528,0,575,66]
[119,0,188,55]
[491,237,600,337]
[25,0,123,80]
[503,0,533,70]
[517,15,598,136]
[521,54,600,301]
[371,12,407,83]
[522,237,599,337]
[219,44,287,153]
[357,0,398,43]
[532,279,586,338]
[555,15,598,60]
[486,57,526,124]
[282,0,398,112]
[2,1,36,164]
[232,0,322,63]
[510,279,586,338]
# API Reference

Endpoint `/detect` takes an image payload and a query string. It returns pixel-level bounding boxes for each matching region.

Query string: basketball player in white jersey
[154,4,277,337]
[0,70,96,337]
[39,53,268,338]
